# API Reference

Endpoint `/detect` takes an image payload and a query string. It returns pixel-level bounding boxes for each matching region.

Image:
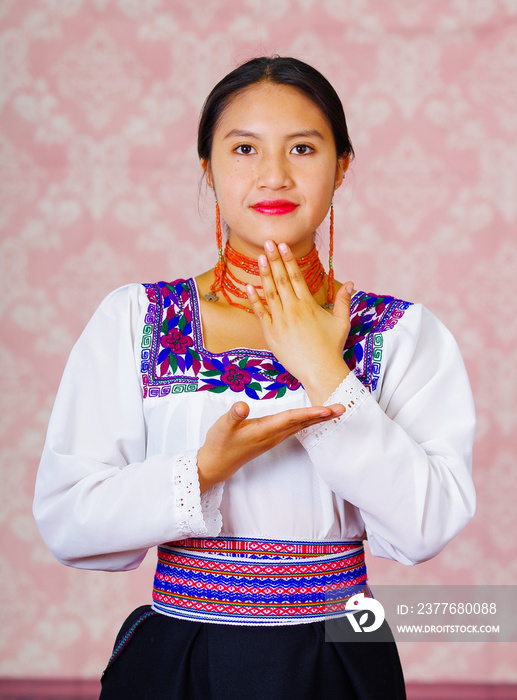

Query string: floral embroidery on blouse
[139,279,411,399]
[345,292,413,391]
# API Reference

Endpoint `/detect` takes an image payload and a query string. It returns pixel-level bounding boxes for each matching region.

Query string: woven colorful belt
[152,537,368,626]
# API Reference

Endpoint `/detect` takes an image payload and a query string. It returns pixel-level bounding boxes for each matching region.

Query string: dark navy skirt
[99,606,406,699]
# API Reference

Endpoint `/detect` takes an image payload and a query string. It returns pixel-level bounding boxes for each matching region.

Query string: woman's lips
[252,200,298,215]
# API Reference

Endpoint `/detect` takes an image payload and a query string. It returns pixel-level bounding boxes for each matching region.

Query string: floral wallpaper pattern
[0,0,516,682]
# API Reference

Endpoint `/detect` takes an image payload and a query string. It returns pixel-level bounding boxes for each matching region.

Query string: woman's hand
[197,401,345,492]
[246,240,353,405]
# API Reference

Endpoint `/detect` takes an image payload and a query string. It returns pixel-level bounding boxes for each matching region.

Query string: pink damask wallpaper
[0,0,516,684]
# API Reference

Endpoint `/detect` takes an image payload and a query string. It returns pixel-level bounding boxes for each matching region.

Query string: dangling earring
[205,189,224,302]
[326,200,335,308]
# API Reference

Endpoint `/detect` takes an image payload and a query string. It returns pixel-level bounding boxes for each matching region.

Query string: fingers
[246,283,270,321]
[246,240,314,314]
[277,242,313,300]
[272,408,345,442]
[245,241,291,317]
[333,281,354,323]
[260,404,345,437]
[294,404,345,427]
[258,248,284,312]
[198,401,346,492]
[226,402,341,437]
[260,240,310,307]
[229,401,250,422]
[230,403,344,441]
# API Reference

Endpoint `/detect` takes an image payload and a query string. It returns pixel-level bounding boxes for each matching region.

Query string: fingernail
[345,282,354,294]
[246,284,255,296]
[258,254,268,267]
[264,240,275,252]
[278,242,288,255]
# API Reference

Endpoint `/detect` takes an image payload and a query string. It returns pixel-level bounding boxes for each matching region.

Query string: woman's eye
[235,144,256,155]
[291,144,313,155]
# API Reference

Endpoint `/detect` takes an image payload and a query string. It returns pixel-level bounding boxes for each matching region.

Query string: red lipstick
[252,200,298,215]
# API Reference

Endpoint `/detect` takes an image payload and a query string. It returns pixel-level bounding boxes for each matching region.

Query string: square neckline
[189,278,364,359]
[189,277,275,358]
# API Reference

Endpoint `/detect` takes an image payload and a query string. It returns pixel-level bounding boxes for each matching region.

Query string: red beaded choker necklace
[205,242,334,313]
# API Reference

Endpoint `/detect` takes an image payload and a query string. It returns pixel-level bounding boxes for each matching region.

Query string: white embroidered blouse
[33,279,476,572]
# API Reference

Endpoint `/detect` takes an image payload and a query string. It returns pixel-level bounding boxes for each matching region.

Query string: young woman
[34,57,476,699]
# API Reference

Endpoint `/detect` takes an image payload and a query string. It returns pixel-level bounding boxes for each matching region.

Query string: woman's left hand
[246,240,353,405]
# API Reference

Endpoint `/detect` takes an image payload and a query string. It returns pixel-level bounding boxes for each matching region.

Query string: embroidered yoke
[140,278,412,399]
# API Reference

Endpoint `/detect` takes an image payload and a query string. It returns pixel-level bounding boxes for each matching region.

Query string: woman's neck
[207,240,329,312]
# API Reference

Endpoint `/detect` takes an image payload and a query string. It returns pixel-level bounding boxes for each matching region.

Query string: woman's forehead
[214,82,332,138]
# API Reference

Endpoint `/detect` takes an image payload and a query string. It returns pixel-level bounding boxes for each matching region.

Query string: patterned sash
[152,537,368,625]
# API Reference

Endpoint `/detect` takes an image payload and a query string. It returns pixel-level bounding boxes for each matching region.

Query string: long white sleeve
[33,285,222,571]
[297,303,476,565]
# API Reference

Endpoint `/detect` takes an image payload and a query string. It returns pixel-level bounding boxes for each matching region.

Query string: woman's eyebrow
[223,128,324,140]
[224,129,260,140]
[287,129,324,140]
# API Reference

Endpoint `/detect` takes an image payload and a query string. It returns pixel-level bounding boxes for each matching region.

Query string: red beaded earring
[327,200,335,307]
[213,200,224,290]
[205,189,224,302]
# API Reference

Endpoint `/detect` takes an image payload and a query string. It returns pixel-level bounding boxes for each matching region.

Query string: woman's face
[203,82,349,259]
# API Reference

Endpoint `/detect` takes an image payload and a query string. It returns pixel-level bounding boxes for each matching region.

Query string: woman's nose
[256,154,293,189]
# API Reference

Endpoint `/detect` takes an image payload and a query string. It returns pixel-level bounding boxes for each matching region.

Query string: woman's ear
[334,154,350,191]
[201,159,213,189]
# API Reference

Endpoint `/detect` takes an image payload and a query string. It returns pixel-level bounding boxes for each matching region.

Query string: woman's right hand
[197,401,345,492]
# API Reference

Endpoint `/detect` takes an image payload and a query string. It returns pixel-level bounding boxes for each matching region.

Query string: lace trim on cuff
[201,482,224,535]
[173,450,222,537]
[297,372,369,451]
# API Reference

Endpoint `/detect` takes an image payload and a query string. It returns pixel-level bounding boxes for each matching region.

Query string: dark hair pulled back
[197,56,354,161]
